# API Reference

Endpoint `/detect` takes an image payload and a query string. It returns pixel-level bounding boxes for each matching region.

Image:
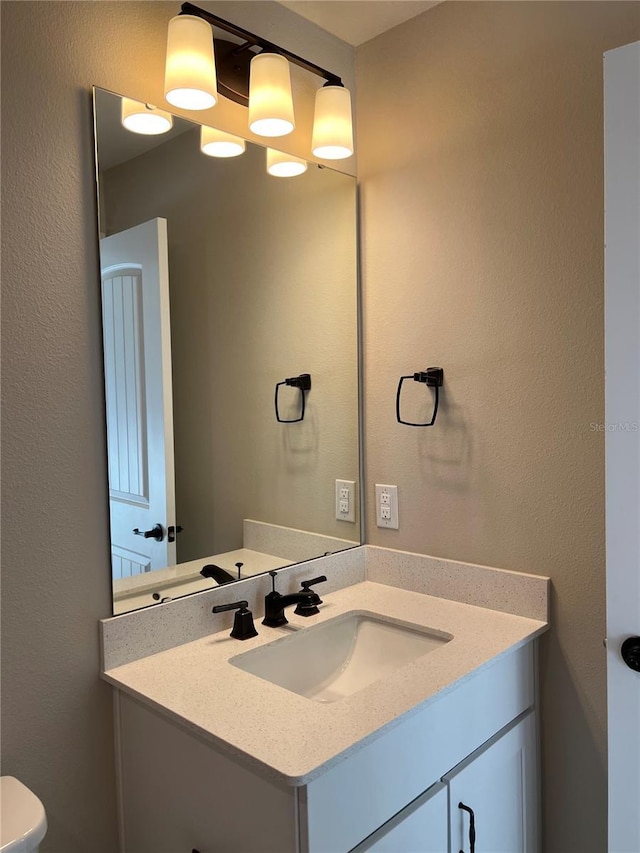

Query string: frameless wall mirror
[93,88,360,615]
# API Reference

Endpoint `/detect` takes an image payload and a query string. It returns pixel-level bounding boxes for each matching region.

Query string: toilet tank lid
[0,777,47,852]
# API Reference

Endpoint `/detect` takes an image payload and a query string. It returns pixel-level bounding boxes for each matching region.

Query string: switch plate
[375,484,399,529]
[335,479,356,523]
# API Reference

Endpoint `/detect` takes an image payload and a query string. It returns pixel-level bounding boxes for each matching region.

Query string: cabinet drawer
[301,643,534,853]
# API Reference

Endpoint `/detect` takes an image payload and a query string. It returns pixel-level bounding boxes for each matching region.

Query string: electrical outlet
[375,484,399,529]
[335,479,356,523]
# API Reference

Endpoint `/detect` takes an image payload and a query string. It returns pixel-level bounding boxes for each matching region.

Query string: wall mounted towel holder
[396,366,444,427]
[275,373,312,423]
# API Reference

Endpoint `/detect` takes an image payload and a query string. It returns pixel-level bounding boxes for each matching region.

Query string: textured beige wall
[101,130,359,561]
[356,2,640,850]
[0,3,353,850]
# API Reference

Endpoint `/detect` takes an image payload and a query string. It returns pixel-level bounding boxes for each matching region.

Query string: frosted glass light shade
[164,15,217,110]
[200,126,246,158]
[266,148,307,177]
[312,85,353,160]
[248,53,295,137]
[121,99,173,135]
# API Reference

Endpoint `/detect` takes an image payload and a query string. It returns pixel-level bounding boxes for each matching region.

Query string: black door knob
[132,523,165,542]
[621,637,640,672]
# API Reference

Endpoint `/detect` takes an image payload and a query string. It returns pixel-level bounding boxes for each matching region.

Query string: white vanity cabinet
[114,642,539,853]
[350,783,449,852]
[353,712,537,853]
[446,712,537,853]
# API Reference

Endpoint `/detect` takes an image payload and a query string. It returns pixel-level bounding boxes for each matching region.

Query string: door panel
[102,267,148,504]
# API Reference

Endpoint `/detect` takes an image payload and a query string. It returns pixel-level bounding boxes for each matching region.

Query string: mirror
[93,88,360,615]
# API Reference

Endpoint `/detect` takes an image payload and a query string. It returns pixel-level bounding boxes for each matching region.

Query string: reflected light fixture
[121,98,173,135]
[200,126,246,157]
[164,3,354,158]
[248,54,295,137]
[266,148,307,177]
[164,14,217,110]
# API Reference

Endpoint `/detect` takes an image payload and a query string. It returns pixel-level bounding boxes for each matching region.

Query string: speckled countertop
[103,580,547,786]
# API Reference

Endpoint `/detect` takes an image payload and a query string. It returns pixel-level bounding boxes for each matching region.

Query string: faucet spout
[262,575,327,627]
[200,564,236,585]
[277,590,321,610]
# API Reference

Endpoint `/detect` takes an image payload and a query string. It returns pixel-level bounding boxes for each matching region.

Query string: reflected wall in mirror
[94,88,360,615]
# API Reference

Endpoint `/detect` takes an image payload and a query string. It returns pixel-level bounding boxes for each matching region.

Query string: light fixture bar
[179,2,343,88]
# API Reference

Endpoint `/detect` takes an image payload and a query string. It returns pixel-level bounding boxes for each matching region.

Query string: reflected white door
[604,40,640,853]
[100,218,176,577]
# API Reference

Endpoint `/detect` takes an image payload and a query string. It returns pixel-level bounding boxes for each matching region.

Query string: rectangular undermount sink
[230,611,453,703]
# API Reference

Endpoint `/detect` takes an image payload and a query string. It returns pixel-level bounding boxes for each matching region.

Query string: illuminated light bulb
[312,85,353,160]
[266,148,307,177]
[121,99,173,135]
[200,126,246,158]
[164,15,217,110]
[248,53,295,137]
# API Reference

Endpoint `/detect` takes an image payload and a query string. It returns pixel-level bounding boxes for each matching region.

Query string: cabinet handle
[458,802,476,853]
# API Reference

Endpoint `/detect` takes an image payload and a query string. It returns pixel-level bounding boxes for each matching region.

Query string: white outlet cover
[375,484,399,529]
[335,479,356,523]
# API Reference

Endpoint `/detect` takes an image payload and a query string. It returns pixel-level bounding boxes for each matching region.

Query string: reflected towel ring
[275,373,311,423]
[396,367,444,427]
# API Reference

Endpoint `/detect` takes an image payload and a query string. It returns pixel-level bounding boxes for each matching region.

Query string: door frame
[604,39,640,853]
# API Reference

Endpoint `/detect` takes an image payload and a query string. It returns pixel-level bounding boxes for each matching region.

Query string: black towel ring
[396,367,444,427]
[275,373,311,423]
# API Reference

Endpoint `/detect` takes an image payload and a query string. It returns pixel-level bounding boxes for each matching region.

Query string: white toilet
[0,777,47,853]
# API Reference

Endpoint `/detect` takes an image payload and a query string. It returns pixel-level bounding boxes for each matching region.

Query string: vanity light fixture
[121,98,173,135]
[164,14,217,110]
[200,126,246,157]
[312,85,353,159]
[248,53,295,137]
[164,3,354,158]
[266,148,307,177]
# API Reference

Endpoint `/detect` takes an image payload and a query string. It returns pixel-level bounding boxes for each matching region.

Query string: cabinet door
[351,783,448,853]
[445,712,537,853]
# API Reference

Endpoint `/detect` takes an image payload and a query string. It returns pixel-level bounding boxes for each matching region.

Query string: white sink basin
[230,611,452,703]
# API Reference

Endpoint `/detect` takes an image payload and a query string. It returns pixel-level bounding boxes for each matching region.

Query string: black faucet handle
[300,575,327,592]
[294,575,327,617]
[212,600,249,613]
[212,600,258,641]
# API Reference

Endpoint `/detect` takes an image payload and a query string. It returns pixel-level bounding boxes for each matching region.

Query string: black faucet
[200,564,235,585]
[262,573,327,627]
